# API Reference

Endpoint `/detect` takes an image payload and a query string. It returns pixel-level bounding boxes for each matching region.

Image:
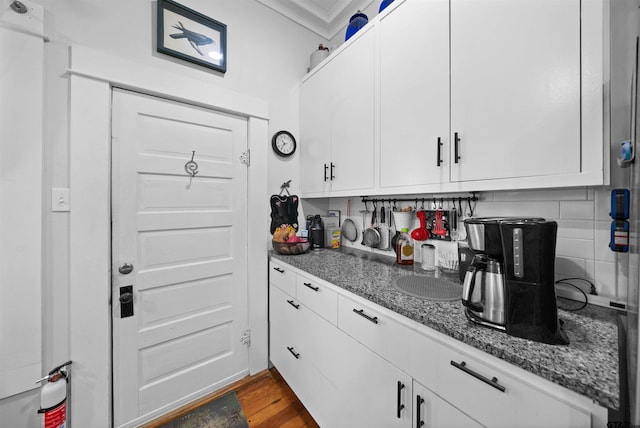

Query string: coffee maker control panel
[512,228,523,278]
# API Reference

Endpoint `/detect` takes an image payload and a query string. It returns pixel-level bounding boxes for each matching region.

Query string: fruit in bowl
[272,239,310,255]
[272,224,310,255]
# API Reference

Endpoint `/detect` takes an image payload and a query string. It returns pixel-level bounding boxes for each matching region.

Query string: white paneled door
[111,89,249,428]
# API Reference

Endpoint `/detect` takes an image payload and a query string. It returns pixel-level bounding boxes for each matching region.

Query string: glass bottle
[396,228,414,265]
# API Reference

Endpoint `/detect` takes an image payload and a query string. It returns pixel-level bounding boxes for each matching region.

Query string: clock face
[272,131,296,157]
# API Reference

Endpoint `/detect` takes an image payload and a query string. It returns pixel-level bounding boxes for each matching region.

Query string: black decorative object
[157,0,227,73]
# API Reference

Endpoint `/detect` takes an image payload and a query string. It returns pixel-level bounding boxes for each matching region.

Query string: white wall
[2,0,324,425]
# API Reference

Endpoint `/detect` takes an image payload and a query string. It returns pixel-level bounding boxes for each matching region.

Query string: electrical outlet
[52,188,70,212]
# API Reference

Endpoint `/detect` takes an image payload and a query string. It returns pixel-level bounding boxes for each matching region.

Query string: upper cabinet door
[450,0,581,182]
[330,27,376,193]
[301,64,332,195]
[300,27,375,196]
[379,0,449,188]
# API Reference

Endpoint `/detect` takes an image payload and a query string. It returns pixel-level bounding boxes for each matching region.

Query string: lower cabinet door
[413,380,483,428]
[269,284,338,427]
[270,283,412,427]
[318,319,412,427]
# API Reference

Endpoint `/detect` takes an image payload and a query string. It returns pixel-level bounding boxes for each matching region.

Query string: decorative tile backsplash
[322,187,627,306]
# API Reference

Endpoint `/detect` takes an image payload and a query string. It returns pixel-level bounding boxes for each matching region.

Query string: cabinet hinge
[240,329,251,346]
[240,150,250,166]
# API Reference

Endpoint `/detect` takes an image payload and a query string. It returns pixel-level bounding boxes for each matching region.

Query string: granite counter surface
[270,247,620,410]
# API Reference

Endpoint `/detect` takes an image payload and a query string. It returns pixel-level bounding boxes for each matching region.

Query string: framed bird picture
[157,0,227,73]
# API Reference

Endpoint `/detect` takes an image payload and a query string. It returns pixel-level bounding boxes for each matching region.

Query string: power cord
[554,277,597,311]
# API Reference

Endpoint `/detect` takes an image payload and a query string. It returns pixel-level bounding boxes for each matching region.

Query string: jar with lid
[421,244,436,271]
[395,228,414,265]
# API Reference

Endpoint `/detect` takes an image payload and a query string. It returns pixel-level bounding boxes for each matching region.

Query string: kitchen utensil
[363,208,381,247]
[342,200,358,242]
[360,210,368,246]
[342,219,357,242]
[450,205,459,240]
[411,210,428,241]
[438,251,459,271]
[432,209,447,238]
[378,205,390,250]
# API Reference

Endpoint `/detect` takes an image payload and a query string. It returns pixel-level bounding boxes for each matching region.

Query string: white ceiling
[255,0,375,40]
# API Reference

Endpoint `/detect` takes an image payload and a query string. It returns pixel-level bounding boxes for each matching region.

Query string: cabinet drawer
[269,260,296,296]
[437,345,590,428]
[338,294,432,374]
[296,274,338,324]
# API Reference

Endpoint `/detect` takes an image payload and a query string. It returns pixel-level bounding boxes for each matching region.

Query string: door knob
[118,263,134,275]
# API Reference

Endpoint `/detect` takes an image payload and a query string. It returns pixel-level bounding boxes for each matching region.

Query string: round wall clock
[272,131,297,157]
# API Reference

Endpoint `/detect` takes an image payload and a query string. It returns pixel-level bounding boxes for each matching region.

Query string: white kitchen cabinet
[379,0,449,189]
[449,0,581,183]
[269,279,411,427]
[300,26,375,197]
[296,273,338,325]
[269,284,337,427]
[269,259,296,296]
[269,258,607,428]
[413,380,483,428]
[300,0,613,196]
[437,341,592,428]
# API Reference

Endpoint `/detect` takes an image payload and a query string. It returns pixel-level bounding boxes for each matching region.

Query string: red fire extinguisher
[37,361,72,428]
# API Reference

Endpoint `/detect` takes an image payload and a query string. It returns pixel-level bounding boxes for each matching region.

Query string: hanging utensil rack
[360,192,479,216]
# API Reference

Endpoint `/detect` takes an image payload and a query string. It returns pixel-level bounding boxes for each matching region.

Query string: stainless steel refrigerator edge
[614,0,640,424]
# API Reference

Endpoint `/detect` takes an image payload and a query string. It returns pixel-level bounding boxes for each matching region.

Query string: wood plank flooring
[142,368,320,428]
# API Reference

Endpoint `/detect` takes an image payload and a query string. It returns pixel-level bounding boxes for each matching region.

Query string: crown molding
[255,0,375,40]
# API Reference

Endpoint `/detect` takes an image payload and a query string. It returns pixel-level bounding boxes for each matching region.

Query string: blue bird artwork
[170,21,214,56]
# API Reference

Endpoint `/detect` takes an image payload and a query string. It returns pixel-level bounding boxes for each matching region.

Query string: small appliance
[462,217,569,345]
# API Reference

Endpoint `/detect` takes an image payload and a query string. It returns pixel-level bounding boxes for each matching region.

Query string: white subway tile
[475,201,559,219]
[556,237,594,259]
[555,256,587,278]
[555,219,594,240]
[593,260,617,297]
[594,221,616,263]
[559,200,595,220]
[492,188,588,202]
[594,188,614,220]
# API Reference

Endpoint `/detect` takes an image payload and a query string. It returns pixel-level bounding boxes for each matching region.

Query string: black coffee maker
[462,217,569,345]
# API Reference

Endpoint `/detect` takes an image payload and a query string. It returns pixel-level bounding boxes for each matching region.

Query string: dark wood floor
[142,368,320,428]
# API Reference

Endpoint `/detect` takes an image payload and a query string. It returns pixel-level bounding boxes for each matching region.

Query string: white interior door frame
[67,45,269,428]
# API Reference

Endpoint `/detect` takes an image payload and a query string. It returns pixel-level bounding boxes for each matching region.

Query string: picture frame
[157,0,227,73]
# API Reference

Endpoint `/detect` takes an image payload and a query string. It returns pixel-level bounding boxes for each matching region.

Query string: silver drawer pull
[353,308,378,324]
[450,360,505,393]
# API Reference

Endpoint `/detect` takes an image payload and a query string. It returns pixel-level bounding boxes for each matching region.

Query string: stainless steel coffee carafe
[462,254,505,327]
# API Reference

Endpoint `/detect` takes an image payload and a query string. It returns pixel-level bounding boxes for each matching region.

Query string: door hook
[184,151,199,177]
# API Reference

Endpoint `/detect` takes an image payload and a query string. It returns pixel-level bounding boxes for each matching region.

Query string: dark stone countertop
[270,247,620,410]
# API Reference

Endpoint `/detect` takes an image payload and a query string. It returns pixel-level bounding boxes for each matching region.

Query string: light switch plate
[52,188,70,212]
